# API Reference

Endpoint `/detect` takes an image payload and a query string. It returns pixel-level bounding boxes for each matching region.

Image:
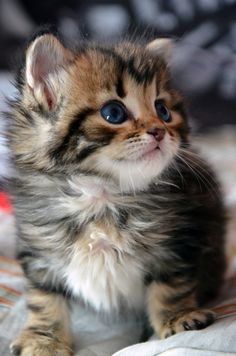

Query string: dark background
[1,0,236,130]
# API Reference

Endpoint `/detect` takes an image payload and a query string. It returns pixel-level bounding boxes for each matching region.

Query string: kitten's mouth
[140,144,160,160]
[123,141,162,162]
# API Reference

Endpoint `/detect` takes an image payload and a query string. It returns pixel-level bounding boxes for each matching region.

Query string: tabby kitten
[5,33,225,355]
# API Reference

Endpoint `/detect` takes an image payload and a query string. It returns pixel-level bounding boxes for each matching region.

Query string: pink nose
[147,127,165,142]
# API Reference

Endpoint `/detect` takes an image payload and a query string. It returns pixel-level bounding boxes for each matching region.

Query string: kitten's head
[9,33,188,192]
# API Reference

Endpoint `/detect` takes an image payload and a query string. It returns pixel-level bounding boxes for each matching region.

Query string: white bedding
[2,285,236,356]
[114,300,236,356]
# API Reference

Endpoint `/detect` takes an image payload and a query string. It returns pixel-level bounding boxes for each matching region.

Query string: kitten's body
[12,165,224,314]
[4,34,225,355]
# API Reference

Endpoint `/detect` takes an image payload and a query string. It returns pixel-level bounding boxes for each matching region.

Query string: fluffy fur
[3,33,226,355]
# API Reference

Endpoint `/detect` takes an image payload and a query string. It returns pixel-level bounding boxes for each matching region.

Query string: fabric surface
[0,257,26,355]
[0,256,23,319]
[114,298,236,356]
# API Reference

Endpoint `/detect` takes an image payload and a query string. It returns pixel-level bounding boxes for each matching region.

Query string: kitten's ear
[146,38,173,61]
[25,34,73,110]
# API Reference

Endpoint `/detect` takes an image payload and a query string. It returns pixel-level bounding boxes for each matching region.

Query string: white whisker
[171,159,185,186]
[176,150,219,198]
[127,164,136,196]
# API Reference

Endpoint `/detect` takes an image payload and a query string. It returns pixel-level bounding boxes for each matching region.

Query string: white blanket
[114,300,236,356]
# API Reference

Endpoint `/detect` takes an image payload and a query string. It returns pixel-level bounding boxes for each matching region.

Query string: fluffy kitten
[4,33,225,355]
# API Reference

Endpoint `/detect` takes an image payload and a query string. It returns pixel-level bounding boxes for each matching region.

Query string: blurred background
[1,0,236,129]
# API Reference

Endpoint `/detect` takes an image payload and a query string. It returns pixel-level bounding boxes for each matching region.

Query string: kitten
[4,33,226,355]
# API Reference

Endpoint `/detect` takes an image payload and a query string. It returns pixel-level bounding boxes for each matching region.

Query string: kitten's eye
[155,100,171,122]
[100,101,128,124]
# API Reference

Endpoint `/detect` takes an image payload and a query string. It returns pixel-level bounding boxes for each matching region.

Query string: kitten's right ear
[146,38,173,62]
[25,34,73,110]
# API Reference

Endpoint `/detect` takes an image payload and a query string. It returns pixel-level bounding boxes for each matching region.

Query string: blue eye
[100,101,128,124]
[155,100,171,122]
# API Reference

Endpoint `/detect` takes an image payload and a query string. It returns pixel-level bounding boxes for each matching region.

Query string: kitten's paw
[10,331,72,356]
[160,309,215,339]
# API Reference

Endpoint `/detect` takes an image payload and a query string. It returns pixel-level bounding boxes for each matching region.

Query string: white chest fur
[64,226,145,312]
[61,176,145,312]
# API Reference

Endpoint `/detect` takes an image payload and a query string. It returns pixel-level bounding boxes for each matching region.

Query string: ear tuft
[146,38,173,61]
[25,34,72,110]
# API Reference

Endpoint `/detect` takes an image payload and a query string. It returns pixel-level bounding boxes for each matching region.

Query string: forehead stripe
[96,47,156,86]
[116,76,126,98]
[127,56,156,86]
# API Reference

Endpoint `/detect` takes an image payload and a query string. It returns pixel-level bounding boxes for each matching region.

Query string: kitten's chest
[59,177,151,312]
[59,176,120,222]
[64,222,145,312]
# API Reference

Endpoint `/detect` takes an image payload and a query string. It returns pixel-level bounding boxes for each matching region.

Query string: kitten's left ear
[146,38,173,62]
[25,34,74,110]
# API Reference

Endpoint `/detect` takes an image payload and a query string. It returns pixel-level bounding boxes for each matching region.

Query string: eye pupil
[100,101,127,124]
[155,100,171,122]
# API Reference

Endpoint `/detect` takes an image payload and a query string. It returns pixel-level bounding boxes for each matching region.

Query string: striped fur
[3,34,226,354]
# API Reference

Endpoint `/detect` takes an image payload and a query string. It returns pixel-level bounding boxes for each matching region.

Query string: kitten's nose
[147,127,165,142]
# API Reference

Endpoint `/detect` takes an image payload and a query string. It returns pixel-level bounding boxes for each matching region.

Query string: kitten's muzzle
[147,127,165,142]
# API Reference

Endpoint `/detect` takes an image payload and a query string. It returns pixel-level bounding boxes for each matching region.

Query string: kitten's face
[10,35,188,192]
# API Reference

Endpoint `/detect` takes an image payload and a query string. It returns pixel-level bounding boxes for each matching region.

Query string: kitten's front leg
[10,288,73,356]
[146,280,215,339]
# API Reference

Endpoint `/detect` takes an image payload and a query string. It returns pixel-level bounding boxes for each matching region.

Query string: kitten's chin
[136,146,160,162]
[87,136,179,193]
[117,155,169,192]
[115,139,179,192]
[95,150,175,193]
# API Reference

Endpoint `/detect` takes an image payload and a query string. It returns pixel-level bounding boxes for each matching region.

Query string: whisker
[176,154,204,190]
[176,152,219,198]
[178,149,219,189]
[158,179,180,189]
[171,159,185,186]
[178,148,218,181]
[127,164,136,196]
